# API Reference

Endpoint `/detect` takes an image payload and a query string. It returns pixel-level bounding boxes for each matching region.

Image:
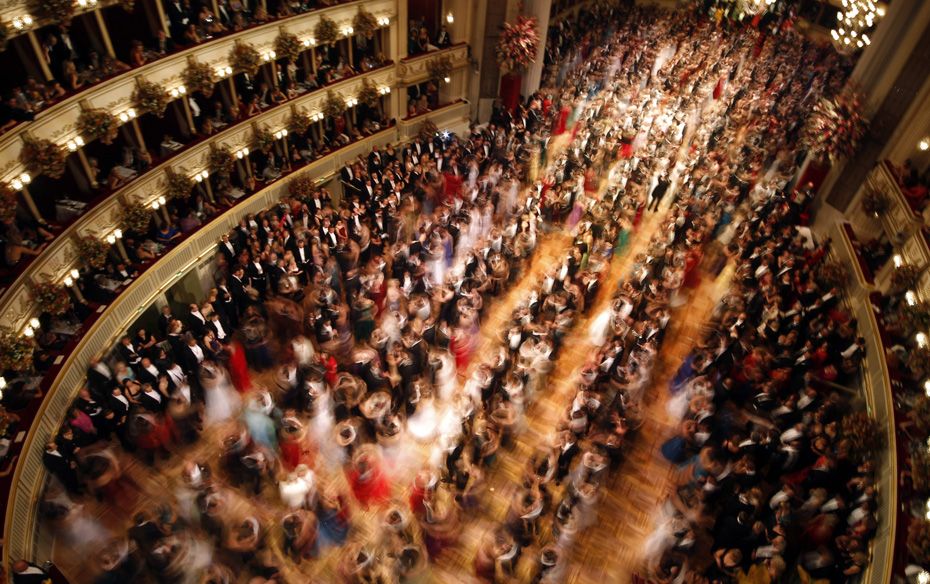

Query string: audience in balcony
[889,158,930,210]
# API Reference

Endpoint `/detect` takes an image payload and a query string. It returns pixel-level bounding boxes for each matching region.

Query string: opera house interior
[0,0,929,582]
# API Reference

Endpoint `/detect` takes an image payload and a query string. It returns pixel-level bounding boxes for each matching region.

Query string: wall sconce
[0,376,6,400]
[70,268,80,280]
[10,173,31,191]
[343,26,354,36]
[446,12,454,24]
[920,138,930,152]
[11,15,33,30]
[114,228,123,239]
[194,170,209,182]
[77,0,98,7]
[907,291,918,306]
[29,317,40,330]
[379,86,391,95]
[23,324,34,338]
[118,109,137,123]
[169,85,187,98]
[377,17,390,26]
[235,147,250,159]
[63,275,74,286]
[273,129,288,139]
[66,136,85,151]
[918,332,929,348]
[443,76,451,84]
[106,233,116,244]
[310,113,324,122]
[216,66,233,78]
[346,98,358,108]
[263,51,277,61]
[893,254,903,268]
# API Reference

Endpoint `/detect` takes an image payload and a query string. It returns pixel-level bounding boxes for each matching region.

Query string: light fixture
[242,147,249,156]
[170,85,187,97]
[200,170,209,180]
[119,112,129,122]
[924,380,930,398]
[152,200,160,209]
[0,376,6,391]
[216,66,233,78]
[918,332,928,348]
[443,76,451,83]
[21,173,30,185]
[194,173,203,182]
[12,15,33,29]
[832,1,882,50]
[11,179,22,191]
[263,51,276,61]
[907,291,918,306]
[106,234,116,244]
[128,108,136,119]
[64,275,74,286]
[377,17,390,26]
[29,317,40,330]
[274,129,288,139]
[379,86,391,95]
[114,228,122,239]
[446,12,454,24]
[893,254,903,268]
[23,325,34,338]
[343,26,354,36]
[920,138,930,152]
[157,196,166,205]
[70,268,79,280]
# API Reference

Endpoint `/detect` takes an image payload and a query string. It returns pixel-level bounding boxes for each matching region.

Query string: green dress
[614,228,630,257]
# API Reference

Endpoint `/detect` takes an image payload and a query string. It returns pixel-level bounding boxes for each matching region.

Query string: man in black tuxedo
[11,560,52,584]
[165,0,192,41]
[186,303,208,335]
[648,173,671,212]
[136,356,162,386]
[218,233,238,263]
[43,442,81,494]
[228,265,251,316]
[158,304,174,338]
[179,334,206,375]
[137,382,167,413]
[116,336,142,368]
[555,430,580,483]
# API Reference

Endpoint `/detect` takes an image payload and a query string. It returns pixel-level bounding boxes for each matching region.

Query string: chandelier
[831,0,884,49]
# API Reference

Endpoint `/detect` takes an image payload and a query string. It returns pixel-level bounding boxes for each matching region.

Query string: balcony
[397,42,469,86]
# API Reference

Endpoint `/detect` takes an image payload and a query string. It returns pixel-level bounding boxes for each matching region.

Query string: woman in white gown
[200,361,242,426]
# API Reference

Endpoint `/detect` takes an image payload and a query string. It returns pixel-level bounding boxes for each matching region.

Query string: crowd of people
[21,3,884,584]
[1,0,363,131]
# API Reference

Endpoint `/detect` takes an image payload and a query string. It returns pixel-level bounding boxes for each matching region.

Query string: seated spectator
[129,40,147,68]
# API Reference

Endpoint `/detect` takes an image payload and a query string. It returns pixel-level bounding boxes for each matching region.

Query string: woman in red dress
[226,339,252,393]
[683,248,704,289]
[554,105,570,136]
[346,447,391,509]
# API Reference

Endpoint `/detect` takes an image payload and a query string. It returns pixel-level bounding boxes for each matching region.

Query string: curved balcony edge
[0,101,472,576]
[0,0,398,184]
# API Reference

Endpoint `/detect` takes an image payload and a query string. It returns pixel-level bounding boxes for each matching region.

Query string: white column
[520,0,552,96]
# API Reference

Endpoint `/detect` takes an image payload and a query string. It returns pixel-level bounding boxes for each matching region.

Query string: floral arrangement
[323,90,347,118]
[861,187,888,217]
[165,168,193,200]
[913,445,930,493]
[840,411,882,459]
[133,79,169,117]
[289,112,312,136]
[909,519,930,565]
[891,264,922,292]
[802,88,869,162]
[314,15,339,45]
[900,301,930,337]
[0,186,18,223]
[496,15,540,73]
[275,31,301,63]
[427,55,453,83]
[76,235,110,269]
[417,119,438,142]
[209,146,235,178]
[255,127,276,153]
[357,79,382,108]
[0,333,34,373]
[908,345,930,379]
[120,201,152,234]
[77,108,119,145]
[816,260,847,290]
[353,7,379,39]
[184,61,215,98]
[230,42,261,75]
[36,0,75,25]
[30,282,71,316]
[19,136,66,179]
[289,174,316,199]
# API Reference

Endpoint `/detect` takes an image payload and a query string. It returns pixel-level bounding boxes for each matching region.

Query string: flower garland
[0,186,18,223]
[802,88,868,162]
[323,90,347,118]
[20,136,66,179]
[900,301,930,337]
[275,31,301,63]
[76,235,110,269]
[908,345,930,379]
[0,333,34,373]
[909,520,930,565]
[254,127,276,153]
[209,146,235,178]
[288,174,316,199]
[352,7,379,39]
[496,15,540,73]
[165,168,193,200]
[841,411,882,459]
[230,42,261,75]
[816,260,847,290]
[36,0,75,26]
[288,112,312,136]
[30,282,72,316]
[184,60,216,98]
[120,201,152,234]
[861,186,888,217]
[134,79,169,117]
[914,446,930,494]
[77,108,119,145]
[427,55,453,83]
[314,15,339,45]
[357,79,381,108]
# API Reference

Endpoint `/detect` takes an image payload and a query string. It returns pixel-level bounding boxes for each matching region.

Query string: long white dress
[201,362,242,425]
